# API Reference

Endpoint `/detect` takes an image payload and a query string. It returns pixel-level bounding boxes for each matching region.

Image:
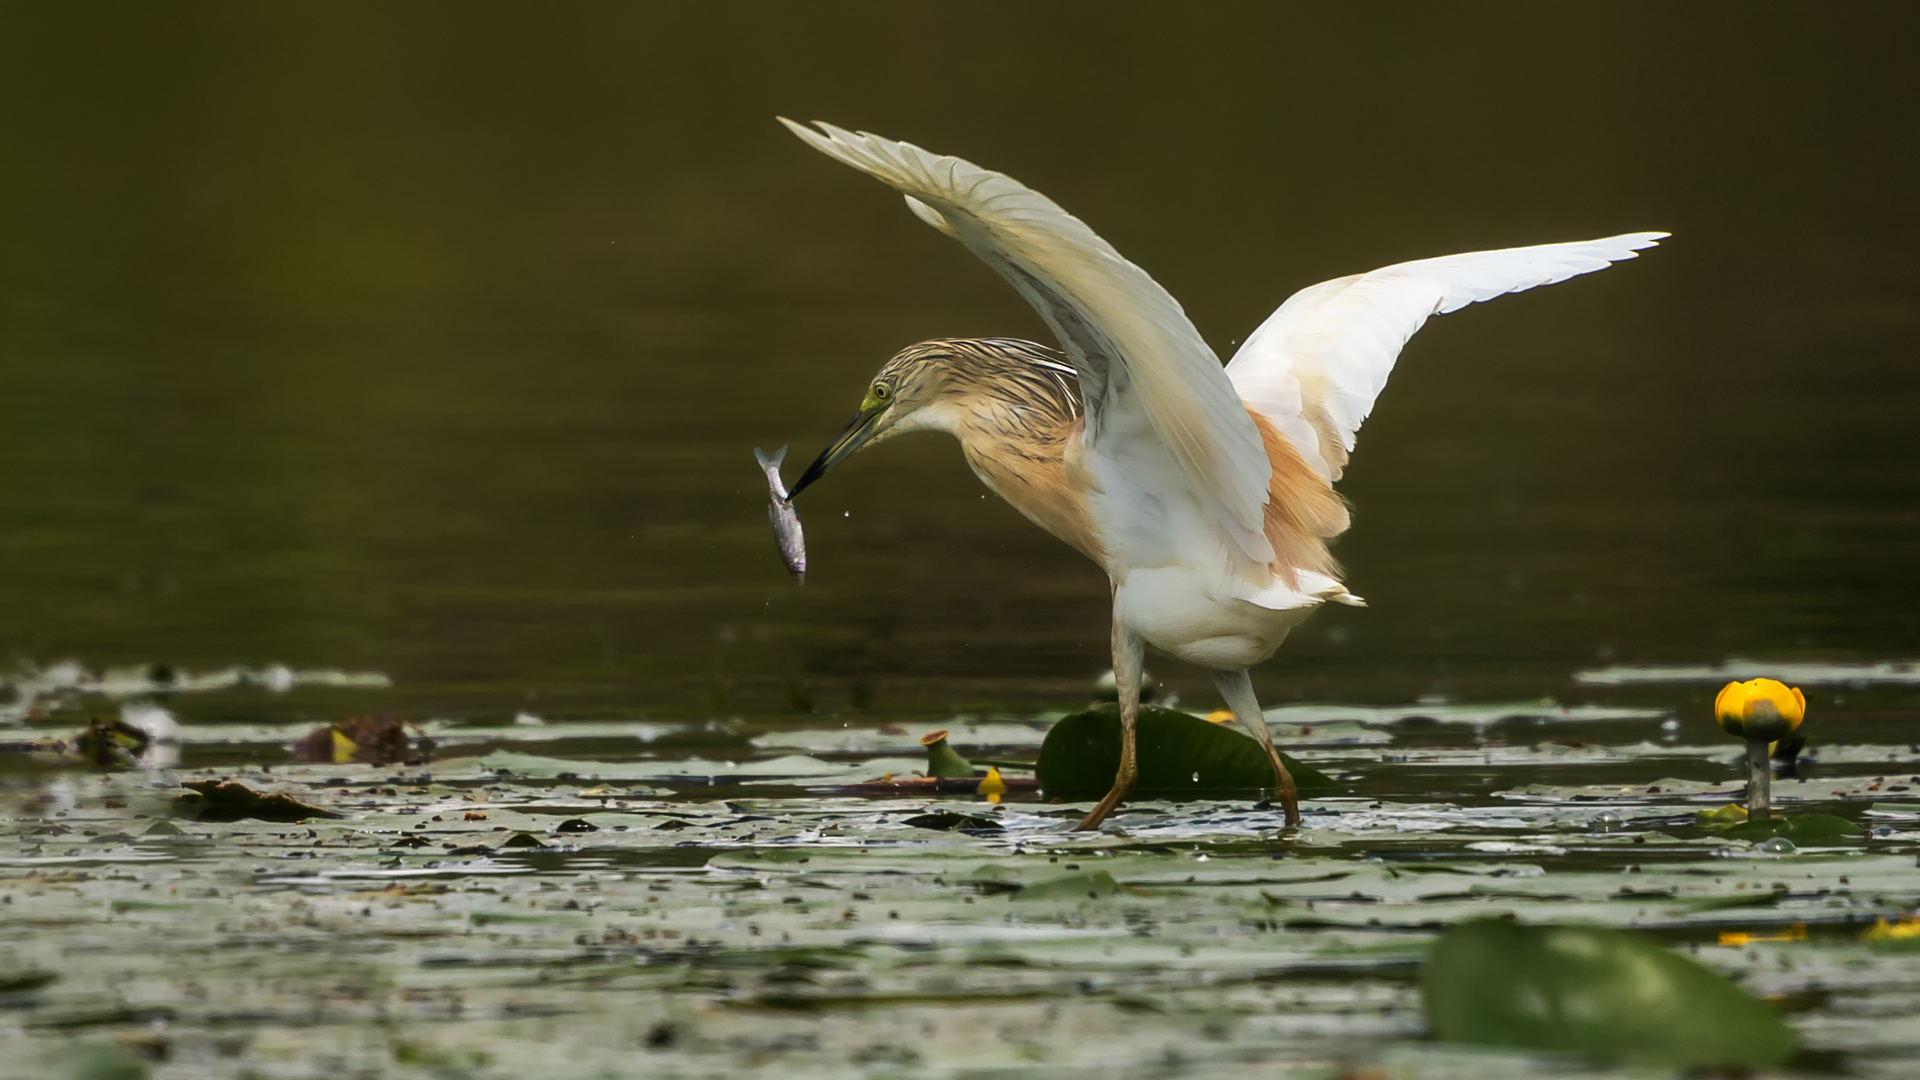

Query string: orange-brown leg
[1075,619,1144,831]
[1213,669,1300,827]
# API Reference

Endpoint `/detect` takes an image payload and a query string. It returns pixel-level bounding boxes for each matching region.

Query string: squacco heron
[780,119,1664,830]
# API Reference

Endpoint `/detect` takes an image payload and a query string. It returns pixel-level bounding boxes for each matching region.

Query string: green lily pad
[1010,870,1121,902]
[1722,814,1862,844]
[1423,919,1797,1067]
[45,1040,149,1080]
[0,969,58,993]
[1035,705,1338,799]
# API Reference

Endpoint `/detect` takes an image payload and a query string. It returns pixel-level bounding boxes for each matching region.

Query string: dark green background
[1,4,1914,722]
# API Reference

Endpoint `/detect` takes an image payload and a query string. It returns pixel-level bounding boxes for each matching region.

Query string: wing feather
[781,118,1275,566]
[1226,233,1667,480]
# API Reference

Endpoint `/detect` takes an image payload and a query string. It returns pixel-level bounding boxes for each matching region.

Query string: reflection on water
[0,5,1916,731]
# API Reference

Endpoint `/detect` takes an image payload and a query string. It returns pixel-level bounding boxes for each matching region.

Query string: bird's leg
[1075,619,1144,831]
[1212,669,1300,827]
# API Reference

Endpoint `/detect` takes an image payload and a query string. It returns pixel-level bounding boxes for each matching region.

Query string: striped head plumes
[787,337,1083,500]
[867,338,1080,442]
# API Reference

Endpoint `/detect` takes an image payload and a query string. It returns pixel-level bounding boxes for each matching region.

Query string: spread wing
[1225,233,1667,481]
[780,119,1275,567]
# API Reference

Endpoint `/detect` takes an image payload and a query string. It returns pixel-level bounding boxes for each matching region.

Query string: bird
[778,118,1664,831]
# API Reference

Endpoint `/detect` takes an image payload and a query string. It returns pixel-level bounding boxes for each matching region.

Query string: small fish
[754,446,806,583]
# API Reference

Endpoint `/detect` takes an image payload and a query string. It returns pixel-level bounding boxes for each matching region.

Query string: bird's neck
[951,407,1104,566]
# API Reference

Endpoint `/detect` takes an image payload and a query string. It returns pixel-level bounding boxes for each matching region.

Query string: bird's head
[787,346,948,498]
[790,339,1074,497]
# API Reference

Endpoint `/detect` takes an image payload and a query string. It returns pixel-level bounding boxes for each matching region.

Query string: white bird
[780,118,1664,830]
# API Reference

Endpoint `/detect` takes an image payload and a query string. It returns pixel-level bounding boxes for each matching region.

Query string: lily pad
[1035,705,1338,799]
[1010,870,1121,902]
[1423,919,1797,1068]
[900,812,1003,834]
[1722,813,1862,844]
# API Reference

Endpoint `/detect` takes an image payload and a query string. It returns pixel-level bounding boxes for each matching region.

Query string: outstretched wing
[1225,233,1667,481]
[780,119,1276,567]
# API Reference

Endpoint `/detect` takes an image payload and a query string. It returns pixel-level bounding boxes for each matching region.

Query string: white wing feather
[1226,233,1667,480]
[781,118,1276,567]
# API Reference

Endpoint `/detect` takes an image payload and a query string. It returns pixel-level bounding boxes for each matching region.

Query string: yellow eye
[872,382,892,401]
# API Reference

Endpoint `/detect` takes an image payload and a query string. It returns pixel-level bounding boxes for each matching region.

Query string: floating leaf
[175,780,342,823]
[1010,870,1120,902]
[900,812,1002,834]
[1423,919,1797,1067]
[45,1040,149,1080]
[1035,705,1338,799]
[1722,813,1861,844]
[0,969,58,993]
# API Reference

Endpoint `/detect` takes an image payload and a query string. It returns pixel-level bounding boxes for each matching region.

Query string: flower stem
[1746,738,1772,820]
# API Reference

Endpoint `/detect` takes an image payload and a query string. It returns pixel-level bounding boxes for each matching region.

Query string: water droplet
[1756,836,1797,855]
[1588,810,1624,832]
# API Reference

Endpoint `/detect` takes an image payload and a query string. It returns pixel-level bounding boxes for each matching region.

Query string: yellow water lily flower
[1864,916,1920,942]
[1714,678,1805,741]
[1718,923,1807,947]
[979,766,1007,805]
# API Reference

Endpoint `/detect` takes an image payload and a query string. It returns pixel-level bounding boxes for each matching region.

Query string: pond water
[1,5,1917,1078]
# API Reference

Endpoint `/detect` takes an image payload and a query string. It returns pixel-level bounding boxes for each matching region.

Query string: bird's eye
[872,382,892,401]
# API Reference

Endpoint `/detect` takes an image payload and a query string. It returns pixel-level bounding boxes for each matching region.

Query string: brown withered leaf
[177,780,344,822]
[288,715,433,767]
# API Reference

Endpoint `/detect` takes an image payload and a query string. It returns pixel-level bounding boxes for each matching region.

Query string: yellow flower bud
[1714,678,1805,741]
[978,766,1007,805]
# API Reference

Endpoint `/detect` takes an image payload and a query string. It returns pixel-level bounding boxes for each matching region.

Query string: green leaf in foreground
[1035,705,1338,799]
[1423,919,1796,1068]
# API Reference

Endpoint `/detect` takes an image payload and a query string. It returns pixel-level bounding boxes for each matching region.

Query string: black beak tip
[787,408,875,501]
[787,454,829,500]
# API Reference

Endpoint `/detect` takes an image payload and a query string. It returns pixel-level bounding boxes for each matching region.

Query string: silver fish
[754,446,806,583]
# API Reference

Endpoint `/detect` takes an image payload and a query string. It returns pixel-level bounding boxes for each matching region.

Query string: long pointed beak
[788,406,883,499]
